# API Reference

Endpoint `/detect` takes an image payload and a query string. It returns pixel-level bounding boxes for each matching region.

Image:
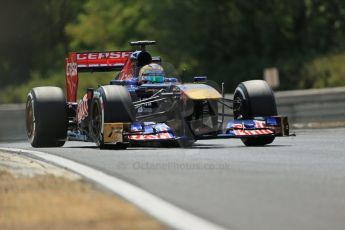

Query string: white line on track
[0,147,227,230]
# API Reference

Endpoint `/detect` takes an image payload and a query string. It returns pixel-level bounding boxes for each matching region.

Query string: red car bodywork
[65,51,132,102]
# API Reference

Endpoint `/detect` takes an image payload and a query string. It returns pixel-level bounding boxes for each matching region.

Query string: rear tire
[26,87,67,147]
[89,85,135,149]
[233,80,277,146]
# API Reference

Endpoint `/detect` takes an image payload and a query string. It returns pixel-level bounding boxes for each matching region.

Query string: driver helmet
[139,63,165,83]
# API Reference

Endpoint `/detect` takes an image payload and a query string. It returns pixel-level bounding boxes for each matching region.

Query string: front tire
[26,87,67,147]
[233,80,277,146]
[89,85,135,149]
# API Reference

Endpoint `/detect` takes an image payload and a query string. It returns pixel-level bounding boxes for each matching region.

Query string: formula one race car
[25,41,289,149]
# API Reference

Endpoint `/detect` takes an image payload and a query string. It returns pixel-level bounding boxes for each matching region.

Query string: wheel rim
[26,98,35,140]
[233,94,244,119]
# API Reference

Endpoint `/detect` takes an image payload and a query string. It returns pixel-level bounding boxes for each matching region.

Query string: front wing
[124,116,289,143]
[224,116,289,138]
[68,116,290,144]
[128,122,176,142]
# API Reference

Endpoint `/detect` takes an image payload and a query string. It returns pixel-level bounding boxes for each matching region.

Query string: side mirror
[165,77,178,83]
[194,76,207,83]
[110,78,138,86]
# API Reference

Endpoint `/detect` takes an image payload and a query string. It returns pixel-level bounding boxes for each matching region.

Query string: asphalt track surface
[1,128,345,230]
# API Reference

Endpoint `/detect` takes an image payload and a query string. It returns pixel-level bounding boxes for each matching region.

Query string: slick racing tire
[233,80,277,146]
[26,87,67,147]
[89,85,135,149]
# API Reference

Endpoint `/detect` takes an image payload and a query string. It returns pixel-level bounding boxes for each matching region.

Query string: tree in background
[0,0,83,87]
[66,0,345,91]
[1,0,345,103]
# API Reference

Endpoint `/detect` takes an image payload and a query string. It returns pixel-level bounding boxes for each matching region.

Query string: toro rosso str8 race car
[25,41,290,149]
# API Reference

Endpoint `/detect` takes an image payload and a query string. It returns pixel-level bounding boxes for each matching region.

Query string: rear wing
[65,51,131,102]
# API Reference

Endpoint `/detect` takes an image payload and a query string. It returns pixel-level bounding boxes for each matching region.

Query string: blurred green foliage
[1,0,345,103]
[0,0,84,85]
[301,53,345,88]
